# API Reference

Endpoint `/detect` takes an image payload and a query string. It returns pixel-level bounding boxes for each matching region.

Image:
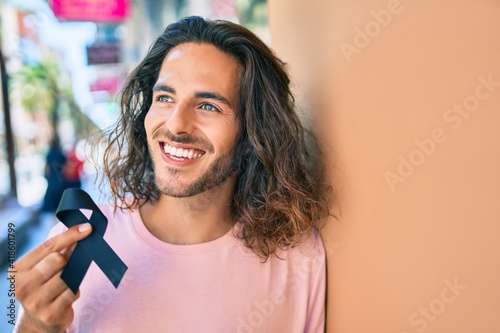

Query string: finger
[31,252,67,285]
[61,242,77,261]
[33,289,77,329]
[20,269,68,315]
[17,223,92,270]
[40,272,72,304]
[53,288,79,307]
[48,288,79,325]
[17,252,69,300]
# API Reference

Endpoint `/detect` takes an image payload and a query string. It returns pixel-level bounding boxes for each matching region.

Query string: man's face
[144,42,241,197]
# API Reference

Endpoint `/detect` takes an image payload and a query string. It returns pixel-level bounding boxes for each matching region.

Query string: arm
[13,223,93,333]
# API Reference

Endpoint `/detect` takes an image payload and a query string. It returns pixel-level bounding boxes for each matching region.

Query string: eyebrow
[152,84,175,94]
[152,84,233,108]
[195,91,232,107]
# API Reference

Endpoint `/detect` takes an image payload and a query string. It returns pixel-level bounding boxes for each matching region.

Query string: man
[14,16,332,332]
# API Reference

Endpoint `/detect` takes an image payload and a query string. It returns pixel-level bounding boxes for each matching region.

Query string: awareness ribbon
[56,188,128,294]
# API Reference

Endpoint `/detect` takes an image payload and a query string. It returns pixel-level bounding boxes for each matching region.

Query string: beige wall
[269,1,500,332]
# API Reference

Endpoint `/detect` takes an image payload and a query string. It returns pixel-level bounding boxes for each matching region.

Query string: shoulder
[299,230,326,256]
[262,230,326,281]
[280,230,326,261]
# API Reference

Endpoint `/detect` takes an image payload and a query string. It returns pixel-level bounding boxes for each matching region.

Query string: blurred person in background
[40,134,67,212]
[13,16,332,332]
[62,145,83,189]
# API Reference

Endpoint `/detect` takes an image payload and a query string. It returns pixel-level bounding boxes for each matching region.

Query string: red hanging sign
[49,0,129,22]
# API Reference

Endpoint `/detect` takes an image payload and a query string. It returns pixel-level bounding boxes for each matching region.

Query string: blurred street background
[0,0,268,331]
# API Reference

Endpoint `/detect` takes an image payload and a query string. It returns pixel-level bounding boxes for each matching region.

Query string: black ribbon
[56,188,128,294]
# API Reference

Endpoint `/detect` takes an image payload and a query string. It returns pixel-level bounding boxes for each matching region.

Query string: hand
[14,223,93,333]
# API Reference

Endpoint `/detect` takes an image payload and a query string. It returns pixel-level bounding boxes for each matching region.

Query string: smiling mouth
[160,143,205,160]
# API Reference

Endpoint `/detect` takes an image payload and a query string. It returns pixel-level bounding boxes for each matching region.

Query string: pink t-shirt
[18,203,326,332]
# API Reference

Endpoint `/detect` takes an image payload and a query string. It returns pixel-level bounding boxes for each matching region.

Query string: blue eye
[200,103,220,112]
[157,95,172,103]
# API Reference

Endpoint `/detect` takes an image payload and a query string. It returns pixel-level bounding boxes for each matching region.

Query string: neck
[139,176,236,245]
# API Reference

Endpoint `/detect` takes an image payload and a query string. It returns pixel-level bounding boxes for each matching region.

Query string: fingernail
[78,223,91,232]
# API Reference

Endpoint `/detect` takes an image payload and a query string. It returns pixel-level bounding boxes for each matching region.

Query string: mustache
[152,128,214,153]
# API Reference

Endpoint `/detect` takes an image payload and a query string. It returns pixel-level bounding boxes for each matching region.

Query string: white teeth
[162,144,203,160]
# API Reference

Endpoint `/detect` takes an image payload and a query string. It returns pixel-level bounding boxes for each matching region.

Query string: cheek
[213,124,240,150]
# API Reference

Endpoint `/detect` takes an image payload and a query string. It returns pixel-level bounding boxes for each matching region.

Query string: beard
[148,132,239,198]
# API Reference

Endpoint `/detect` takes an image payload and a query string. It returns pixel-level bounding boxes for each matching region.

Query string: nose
[166,103,194,135]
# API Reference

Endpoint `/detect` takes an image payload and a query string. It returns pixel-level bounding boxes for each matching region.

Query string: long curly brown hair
[99,16,333,260]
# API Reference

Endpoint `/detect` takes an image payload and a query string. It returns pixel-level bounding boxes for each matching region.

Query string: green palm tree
[14,61,62,133]
[13,60,97,138]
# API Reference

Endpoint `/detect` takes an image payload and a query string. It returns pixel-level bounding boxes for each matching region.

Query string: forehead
[155,43,241,97]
